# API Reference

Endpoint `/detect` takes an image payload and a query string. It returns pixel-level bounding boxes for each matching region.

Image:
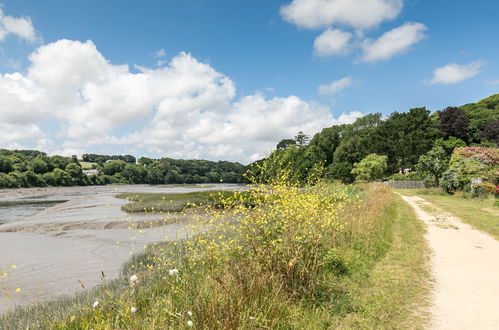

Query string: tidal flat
[0,184,237,314]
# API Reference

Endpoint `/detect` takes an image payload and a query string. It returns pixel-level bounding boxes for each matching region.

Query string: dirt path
[400,195,499,329]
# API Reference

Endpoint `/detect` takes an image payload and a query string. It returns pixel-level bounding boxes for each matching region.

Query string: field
[397,189,499,239]
[1,183,430,329]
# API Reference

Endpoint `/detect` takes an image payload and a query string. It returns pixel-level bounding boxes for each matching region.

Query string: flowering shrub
[454,147,499,165]
[441,147,499,194]
[53,166,397,329]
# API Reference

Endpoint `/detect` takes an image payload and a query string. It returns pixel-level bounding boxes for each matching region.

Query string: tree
[30,157,49,174]
[481,119,499,144]
[65,163,85,185]
[433,137,466,156]
[351,153,388,182]
[294,131,310,146]
[102,160,127,176]
[276,138,296,150]
[416,146,448,186]
[0,156,14,173]
[460,94,499,143]
[373,108,441,173]
[438,107,469,141]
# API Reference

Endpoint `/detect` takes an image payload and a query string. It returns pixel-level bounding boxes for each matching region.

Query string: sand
[401,195,499,330]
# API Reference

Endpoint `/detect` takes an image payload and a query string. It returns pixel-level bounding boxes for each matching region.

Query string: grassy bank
[398,189,499,239]
[2,183,430,329]
[117,190,251,213]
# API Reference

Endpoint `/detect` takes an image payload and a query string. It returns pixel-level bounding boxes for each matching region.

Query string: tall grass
[2,175,429,328]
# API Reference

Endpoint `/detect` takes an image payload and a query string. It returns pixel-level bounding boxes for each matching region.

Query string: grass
[79,161,96,170]
[1,182,430,328]
[117,190,253,213]
[397,188,499,239]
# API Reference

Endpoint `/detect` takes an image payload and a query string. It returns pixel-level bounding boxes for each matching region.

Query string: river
[0,184,236,314]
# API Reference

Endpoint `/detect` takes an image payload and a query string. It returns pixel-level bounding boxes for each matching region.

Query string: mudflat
[0,184,234,314]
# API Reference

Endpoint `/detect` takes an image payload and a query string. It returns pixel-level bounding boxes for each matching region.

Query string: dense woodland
[252,94,499,190]
[0,150,245,188]
[1,94,497,189]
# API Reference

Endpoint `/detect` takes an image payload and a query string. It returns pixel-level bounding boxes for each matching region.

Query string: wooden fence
[383,180,426,189]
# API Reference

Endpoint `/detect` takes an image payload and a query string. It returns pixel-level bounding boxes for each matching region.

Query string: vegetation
[257,94,499,186]
[440,147,498,194]
[397,188,499,239]
[2,171,430,328]
[0,149,246,189]
[117,190,251,213]
[351,153,388,182]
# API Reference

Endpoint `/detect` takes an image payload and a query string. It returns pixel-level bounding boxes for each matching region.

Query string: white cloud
[318,76,353,95]
[331,111,364,125]
[0,39,362,163]
[0,8,37,42]
[314,29,352,56]
[361,22,427,62]
[428,61,484,85]
[155,48,166,57]
[0,122,44,149]
[280,0,403,30]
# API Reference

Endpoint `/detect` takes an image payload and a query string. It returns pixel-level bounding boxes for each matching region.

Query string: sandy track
[401,195,499,330]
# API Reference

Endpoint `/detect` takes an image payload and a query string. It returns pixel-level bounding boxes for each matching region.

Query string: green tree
[65,163,85,185]
[276,138,296,150]
[460,94,499,143]
[351,153,388,182]
[0,156,14,173]
[30,157,49,174]
[416,146,448,186]
[102,160,127,175]
[294,131,310,146]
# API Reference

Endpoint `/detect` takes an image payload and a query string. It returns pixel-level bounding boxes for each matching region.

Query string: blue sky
[0,0,498,163]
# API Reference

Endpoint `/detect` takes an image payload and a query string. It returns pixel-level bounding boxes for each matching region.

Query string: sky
[1,0,498,164]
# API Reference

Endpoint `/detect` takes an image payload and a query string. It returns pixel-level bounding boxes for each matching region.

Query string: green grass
[2,185,430,328]
[79,161,96,170]
[398,189,499,239]
[333,194,431,328]
[117,190,252,213]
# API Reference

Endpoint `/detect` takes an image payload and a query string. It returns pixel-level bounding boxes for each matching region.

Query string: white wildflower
[168,269,179,276]
[187,320,193,327]
[187,311,193,316]
[131,306,137,313]
[129,274,138,285]
[93,300,100,308]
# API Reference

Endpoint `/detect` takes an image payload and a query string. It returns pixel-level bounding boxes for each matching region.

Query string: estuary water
[0,184,236,314]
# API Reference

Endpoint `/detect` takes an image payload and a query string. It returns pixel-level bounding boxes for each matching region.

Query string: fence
[383,180,426,189]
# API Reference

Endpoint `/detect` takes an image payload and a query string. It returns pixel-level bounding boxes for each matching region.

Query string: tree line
[252,94,499,187]
[0,150,245,189]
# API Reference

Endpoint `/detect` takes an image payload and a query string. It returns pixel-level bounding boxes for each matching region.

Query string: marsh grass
[117,190,253,213]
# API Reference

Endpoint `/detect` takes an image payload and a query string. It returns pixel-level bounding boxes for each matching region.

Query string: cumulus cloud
[428,61,484,85]
[314,29,352,56]
[0,39,362,163]
[280,0,403,30]
[0,8,37,42]
[318,76,353,95]
[361,22,427,62]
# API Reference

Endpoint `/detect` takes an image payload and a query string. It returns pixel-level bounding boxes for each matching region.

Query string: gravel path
[401,194,499,330]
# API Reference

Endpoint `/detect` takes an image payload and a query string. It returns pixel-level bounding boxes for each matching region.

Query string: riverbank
[2,183,431,328]
[0,184,238,314]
